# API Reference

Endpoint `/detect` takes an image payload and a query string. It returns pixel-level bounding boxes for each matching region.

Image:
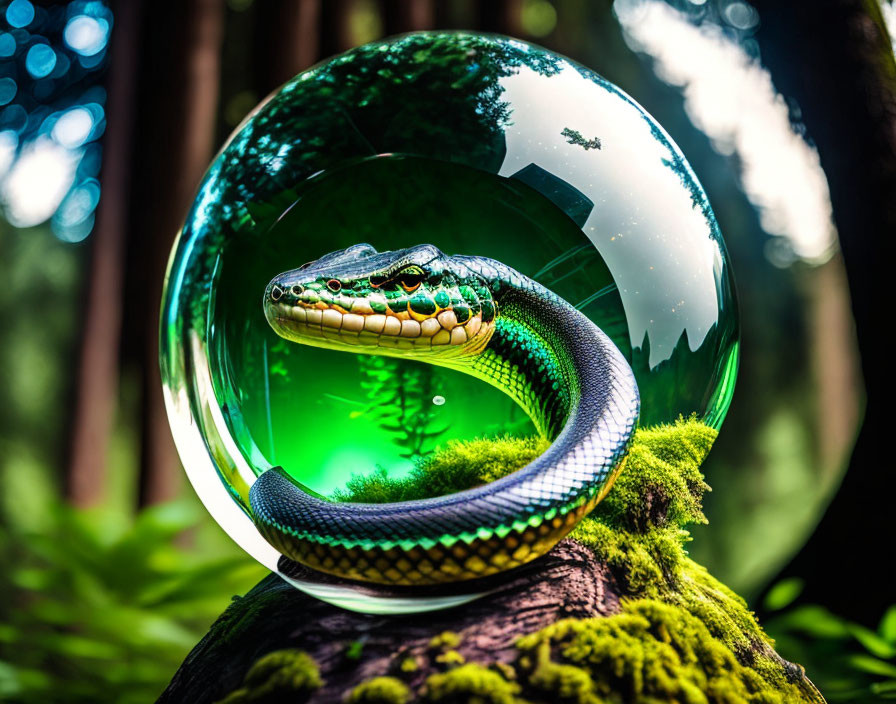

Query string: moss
[435,650,466,666]
[422,663,523,703]
[399,656,420,673]
[429,631,462,650]
[347,676,412,704]
[332,435,550,503]
[333,417,712,520]
[558,420,822,697]
[570,519,688,594]
[216,649,322,703]
[593,418,715,532]
[527,641,600,704]
[516,599,810,703]
[229,418,822,702]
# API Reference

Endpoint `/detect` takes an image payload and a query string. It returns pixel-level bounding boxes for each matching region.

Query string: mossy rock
[164,418,823,704]
[216,649,321,703]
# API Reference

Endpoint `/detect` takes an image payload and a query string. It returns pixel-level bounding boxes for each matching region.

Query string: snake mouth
[266,300,490,352]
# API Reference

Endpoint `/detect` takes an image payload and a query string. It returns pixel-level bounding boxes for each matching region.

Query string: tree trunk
[750,0,894,624]
[159,542,823,704]
[380,0,435,35]
[253,0,321,98]
[319,0,356,59]
[160,542,618,704]
[476,0,524,36]
[65,0,142,506]
[124,0,225,507]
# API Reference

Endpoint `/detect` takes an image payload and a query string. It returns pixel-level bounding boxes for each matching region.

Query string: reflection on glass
[161,32,738,611]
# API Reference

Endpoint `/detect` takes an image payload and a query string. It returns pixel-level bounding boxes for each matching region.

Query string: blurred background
[0,0,889,701]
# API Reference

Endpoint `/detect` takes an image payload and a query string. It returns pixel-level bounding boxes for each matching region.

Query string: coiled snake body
[250,244,640,586]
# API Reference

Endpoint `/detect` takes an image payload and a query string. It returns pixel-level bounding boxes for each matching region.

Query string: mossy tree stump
[159,420,824,703]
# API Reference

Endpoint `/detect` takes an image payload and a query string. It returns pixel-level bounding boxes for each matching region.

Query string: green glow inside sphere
[160,32,738,610]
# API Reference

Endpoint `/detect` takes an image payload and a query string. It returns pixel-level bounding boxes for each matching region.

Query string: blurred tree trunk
[379,0,435,34]
[477,0,524,35]
[319,0,355,58]
[253,0,321,98]
[434,0,477,28]
[65,0,142,506]
[750,0,894,623]
[124,0,225,507]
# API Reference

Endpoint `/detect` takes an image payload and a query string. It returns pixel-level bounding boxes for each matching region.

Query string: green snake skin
[249,244,640,585]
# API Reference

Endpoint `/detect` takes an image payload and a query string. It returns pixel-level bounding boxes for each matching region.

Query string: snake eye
[291,284,304,296]
[326,279,342,292]
[398,267,425,293]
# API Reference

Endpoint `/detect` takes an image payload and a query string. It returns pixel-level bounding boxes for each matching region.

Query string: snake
[249,243,640,586]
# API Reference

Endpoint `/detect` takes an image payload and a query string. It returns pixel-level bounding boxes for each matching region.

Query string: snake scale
[249,243,640,586]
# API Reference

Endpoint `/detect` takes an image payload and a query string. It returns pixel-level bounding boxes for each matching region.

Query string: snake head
[264,243,497,358]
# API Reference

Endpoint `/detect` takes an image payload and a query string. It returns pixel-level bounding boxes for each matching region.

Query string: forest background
[0,0,890,701]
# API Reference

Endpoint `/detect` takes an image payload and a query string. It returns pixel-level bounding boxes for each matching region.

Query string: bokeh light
[25,43,57,77]
[5,0,34,29]
[51,105,94,147]
[63,14,109,56]
[0,76,16,104]
[0,0,111,241]
[51,176,98,242]
[0,32,16,56]
[722,1,758,30]
[0,128,16,175]
[520,0,558,37]
[1,136,79,226]
[0,102,26,130]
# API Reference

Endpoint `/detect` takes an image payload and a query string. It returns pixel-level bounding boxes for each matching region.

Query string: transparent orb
[161,32,738,612]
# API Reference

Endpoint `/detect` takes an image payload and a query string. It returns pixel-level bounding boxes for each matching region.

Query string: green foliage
[347,676,412,704]
[764,578,805,612]
[332,435,550,502]
[560,127,602,151]
[0,224,83,533]
[0,500,266,704]
[356,355,448,461]
[216,649,321,703]
[763,585,896,702]
[345,638,366,661]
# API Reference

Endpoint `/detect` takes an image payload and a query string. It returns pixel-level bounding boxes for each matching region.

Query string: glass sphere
[161,32,738,611]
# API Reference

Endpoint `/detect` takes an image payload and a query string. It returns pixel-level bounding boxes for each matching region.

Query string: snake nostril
[327,279,342,292]
[291,284,304,296]
[270,285,284,301]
